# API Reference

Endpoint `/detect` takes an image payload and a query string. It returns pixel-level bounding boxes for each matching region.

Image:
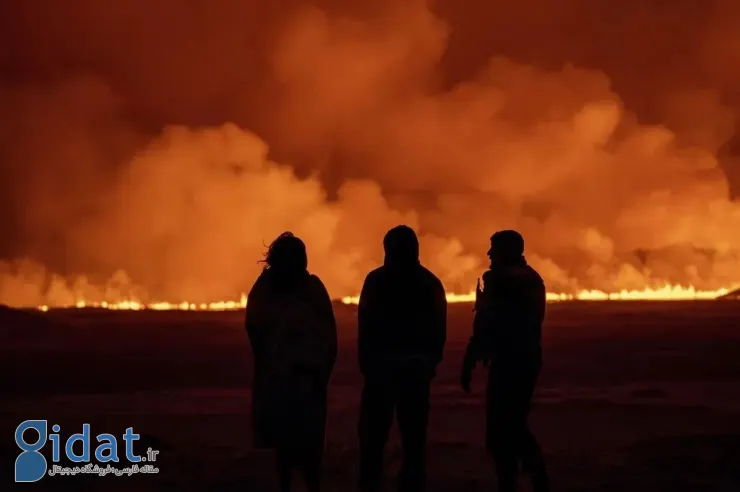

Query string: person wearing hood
[460,230,550,492]
[357,225,447,492]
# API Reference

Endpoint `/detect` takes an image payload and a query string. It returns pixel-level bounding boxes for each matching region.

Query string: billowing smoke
[1,0,740,306]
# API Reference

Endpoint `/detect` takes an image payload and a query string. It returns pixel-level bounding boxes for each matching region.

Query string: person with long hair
[245,232,337,492]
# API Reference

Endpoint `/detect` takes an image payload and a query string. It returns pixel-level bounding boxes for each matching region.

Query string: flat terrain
[1,301,740,491]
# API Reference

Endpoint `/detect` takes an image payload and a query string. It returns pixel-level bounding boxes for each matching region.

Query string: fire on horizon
[3,1,740,309]
[32,284,738,312]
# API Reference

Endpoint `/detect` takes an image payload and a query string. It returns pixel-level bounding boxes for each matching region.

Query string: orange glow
[342,284,734,305]
[36,294,249,312]
[32,284,735,312]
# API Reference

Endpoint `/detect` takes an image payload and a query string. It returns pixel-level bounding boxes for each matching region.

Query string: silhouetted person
[461,230,550,492]
[245,232,338,492]
[357,225,447,492]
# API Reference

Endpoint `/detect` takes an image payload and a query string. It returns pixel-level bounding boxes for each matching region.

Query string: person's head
[383,225,420,266]
[263,232,308,274]
[487,229,525,266]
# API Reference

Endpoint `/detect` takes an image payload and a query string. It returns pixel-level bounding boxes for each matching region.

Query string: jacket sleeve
[309,275,338,384]
[466,270,497,362]
[357,273,378,375]
[534,275,547,327]
[430,278,447,367]
[245,272,267,360]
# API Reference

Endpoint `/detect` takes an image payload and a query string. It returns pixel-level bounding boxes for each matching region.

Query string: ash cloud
[1,0,740,305]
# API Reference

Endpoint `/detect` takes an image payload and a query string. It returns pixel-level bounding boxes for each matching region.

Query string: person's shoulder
[518,264,544,284]
[483,266,532,290]
[526,265,545,285]
[364,266,385,283]
[307,272,323,283]
[482,268,505,285]
[248,269,269,297]
[306,273,327,288]
[418,265,445,290]
[306,274,337,300]
[508,264,545,291]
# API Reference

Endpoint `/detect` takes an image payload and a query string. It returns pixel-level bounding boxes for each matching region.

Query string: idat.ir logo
[15,420,159,482]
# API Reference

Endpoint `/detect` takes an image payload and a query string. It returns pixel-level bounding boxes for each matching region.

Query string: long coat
[245,270,337,453]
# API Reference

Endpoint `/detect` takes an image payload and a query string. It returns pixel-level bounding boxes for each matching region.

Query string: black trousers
[358,375,431,492]
[486,364,549,492]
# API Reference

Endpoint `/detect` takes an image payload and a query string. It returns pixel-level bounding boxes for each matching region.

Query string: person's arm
[245,272,267,360]
[469,270,497,359]
[357,273,378,376]
[461,271,493,392]
[309,275,338,385]
[529,272,547,358]
[535,276,547,327]
[430,278,447,369]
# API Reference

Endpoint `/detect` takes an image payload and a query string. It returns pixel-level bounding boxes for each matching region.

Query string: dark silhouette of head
[488,229,525,266]
[383,225,420,266]
[263,232,308,275]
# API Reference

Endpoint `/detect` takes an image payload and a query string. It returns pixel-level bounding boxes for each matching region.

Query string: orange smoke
[2,2,740,306]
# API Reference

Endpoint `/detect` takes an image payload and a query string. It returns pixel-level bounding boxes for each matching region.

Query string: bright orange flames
[341,284,734,305]
[36,294,249,312]
[33,284,735,312]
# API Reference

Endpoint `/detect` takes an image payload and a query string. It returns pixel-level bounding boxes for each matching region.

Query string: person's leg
[486,370,519,492]
[251,369,274,449]
[517,368,549,492]
[396,377,431,492]
[301,385,328,492]
[300,385,327,492]
[274,376,317,492]
[301,450,322,492]
[276,448,294,492]
[488,422,518,492]
[493,456,518,492]
[358,378,395,491]
[520,425,549,492]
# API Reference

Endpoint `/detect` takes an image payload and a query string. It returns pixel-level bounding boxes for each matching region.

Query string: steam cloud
[1,0,740,306]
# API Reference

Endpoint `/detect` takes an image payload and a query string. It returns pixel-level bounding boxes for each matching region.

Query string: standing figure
[357,225,447,492]
[245,232,338,492]
[460,230,550,492]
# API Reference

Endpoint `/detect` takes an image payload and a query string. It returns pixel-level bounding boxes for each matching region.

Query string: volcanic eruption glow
[3,2,740,309]
[30,284,735,313]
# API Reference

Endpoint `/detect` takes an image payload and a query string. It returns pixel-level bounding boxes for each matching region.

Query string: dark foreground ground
[1,301,739,491]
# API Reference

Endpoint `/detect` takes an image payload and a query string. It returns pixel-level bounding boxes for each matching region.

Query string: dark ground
[1,301,739,491]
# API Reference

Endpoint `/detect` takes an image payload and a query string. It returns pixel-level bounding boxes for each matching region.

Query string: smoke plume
[1,0,740,305]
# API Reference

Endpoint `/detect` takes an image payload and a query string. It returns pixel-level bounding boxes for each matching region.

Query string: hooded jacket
[467,257,546,369]
[357,251,447,379]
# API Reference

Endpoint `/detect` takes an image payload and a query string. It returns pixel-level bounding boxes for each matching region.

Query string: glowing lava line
[33,284,736,312]
[340,284,733,305]
[36,294,249,312]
